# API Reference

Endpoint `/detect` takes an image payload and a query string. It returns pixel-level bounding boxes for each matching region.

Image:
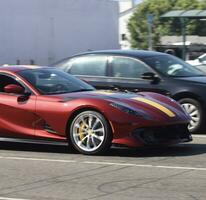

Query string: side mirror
[4,84,25,94]
[141,72,160,83]
[17,92,31,102]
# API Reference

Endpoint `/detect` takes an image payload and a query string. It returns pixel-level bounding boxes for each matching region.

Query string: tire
[178,98,204,134]
[69,110,112,155]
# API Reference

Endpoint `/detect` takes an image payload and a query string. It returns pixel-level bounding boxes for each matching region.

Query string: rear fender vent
[44,123,57,134]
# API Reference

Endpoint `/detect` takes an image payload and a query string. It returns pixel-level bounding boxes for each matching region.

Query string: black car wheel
[69,110,112,155]
[178,98,203,133]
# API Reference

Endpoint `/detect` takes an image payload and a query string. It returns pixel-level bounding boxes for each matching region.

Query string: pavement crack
[0,165,106,194]
[189,195,201,200]
[84,169,192,200]
[0,165,128,197]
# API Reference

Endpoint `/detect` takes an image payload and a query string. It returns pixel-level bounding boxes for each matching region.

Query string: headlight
[110,102,151,120]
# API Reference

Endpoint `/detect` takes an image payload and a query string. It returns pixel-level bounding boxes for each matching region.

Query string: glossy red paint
[4,84,25,94]
[0,66,192,148]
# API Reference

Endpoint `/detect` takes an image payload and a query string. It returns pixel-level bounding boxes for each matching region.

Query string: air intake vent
[44,123,57,134]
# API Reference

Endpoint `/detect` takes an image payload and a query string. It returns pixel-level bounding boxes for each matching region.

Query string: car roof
[0,65,44,73]
[72,50,166,59]
[53,50,167,65]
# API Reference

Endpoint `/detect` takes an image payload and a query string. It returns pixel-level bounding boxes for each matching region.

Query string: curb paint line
[0,156,205,171]
[0,197,30,200]
[83,161,206,171]
[0,156,76,163]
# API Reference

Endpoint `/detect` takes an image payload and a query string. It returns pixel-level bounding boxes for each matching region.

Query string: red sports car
[0,66,192,155]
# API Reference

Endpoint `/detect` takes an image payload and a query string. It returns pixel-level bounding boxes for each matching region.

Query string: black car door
[107,56,169,95]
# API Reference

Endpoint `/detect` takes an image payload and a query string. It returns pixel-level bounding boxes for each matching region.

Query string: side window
[111,57,151,78]
[69,56,107,76]
[0,74,24,93]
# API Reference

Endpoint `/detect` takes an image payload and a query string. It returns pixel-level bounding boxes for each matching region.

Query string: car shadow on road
[0,141,206,157]
[0,141,69,154]
[108,143,206,158]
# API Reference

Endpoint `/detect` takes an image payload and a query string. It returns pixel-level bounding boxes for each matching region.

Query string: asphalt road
[0,136,206,200]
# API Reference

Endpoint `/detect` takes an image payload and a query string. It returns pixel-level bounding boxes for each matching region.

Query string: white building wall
[119,0,143,49]
[119,0,135,49]
[119,0,133,13]
[119,11,134,49]
[0,0,119,65]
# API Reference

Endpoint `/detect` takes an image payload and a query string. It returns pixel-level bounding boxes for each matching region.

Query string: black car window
[111,57,151,78]
[142,55,205,77]
[0,74,24,93]
[69,56,107,76]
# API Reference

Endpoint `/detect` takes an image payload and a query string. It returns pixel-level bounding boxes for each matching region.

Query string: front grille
[133,124,192,145]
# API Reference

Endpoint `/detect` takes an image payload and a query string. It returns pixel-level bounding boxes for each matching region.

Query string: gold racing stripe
[93,91,114,95]
[132,97,175,117]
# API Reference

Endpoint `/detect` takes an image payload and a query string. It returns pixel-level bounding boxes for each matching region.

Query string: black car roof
[54,50,167,65]
[72,50,167,59]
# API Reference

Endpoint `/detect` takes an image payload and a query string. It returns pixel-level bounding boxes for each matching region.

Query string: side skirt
[0,137,67,146]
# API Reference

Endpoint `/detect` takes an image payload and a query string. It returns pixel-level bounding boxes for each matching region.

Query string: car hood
[49,90,187,120]
[50,90,177,106]
[55,90,159,102]
[175,76,206,84]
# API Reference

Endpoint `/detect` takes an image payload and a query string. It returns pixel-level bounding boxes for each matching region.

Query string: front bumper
[112,124,192,147]
[133,124,192,146]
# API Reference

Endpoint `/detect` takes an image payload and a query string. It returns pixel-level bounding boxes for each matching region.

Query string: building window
[121,34,127,41]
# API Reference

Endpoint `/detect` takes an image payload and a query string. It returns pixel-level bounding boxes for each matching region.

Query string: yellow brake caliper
[79,122,86,141]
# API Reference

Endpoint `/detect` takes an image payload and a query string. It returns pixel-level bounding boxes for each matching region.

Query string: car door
[64,55,113,89]
[107,56,169,95]
[0,73,37,138]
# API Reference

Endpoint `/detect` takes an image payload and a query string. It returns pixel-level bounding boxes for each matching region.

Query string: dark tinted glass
[18,68,94,95]
[111,57,151,78]
[142,55,205,77]
[0,74,24,93]
[69,56,107,76]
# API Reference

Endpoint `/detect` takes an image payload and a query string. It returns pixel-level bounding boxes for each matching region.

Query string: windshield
[142,55,205,77]
[18,68,94,95]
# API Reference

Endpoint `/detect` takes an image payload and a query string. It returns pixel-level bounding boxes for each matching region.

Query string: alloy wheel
[72,112,106,153]
[181,103,200,130]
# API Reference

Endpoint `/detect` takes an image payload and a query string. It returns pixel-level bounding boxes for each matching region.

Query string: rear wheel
[69,110,112,155]
[178,98,203,133]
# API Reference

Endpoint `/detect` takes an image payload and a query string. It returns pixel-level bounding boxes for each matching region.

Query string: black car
[54,50,206,133]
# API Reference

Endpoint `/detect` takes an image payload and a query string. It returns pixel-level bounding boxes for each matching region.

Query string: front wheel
[69,111,112,155]
[178,98,203,133]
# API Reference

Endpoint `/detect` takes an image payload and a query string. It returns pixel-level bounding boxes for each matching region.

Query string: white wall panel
[0,0,119,65]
